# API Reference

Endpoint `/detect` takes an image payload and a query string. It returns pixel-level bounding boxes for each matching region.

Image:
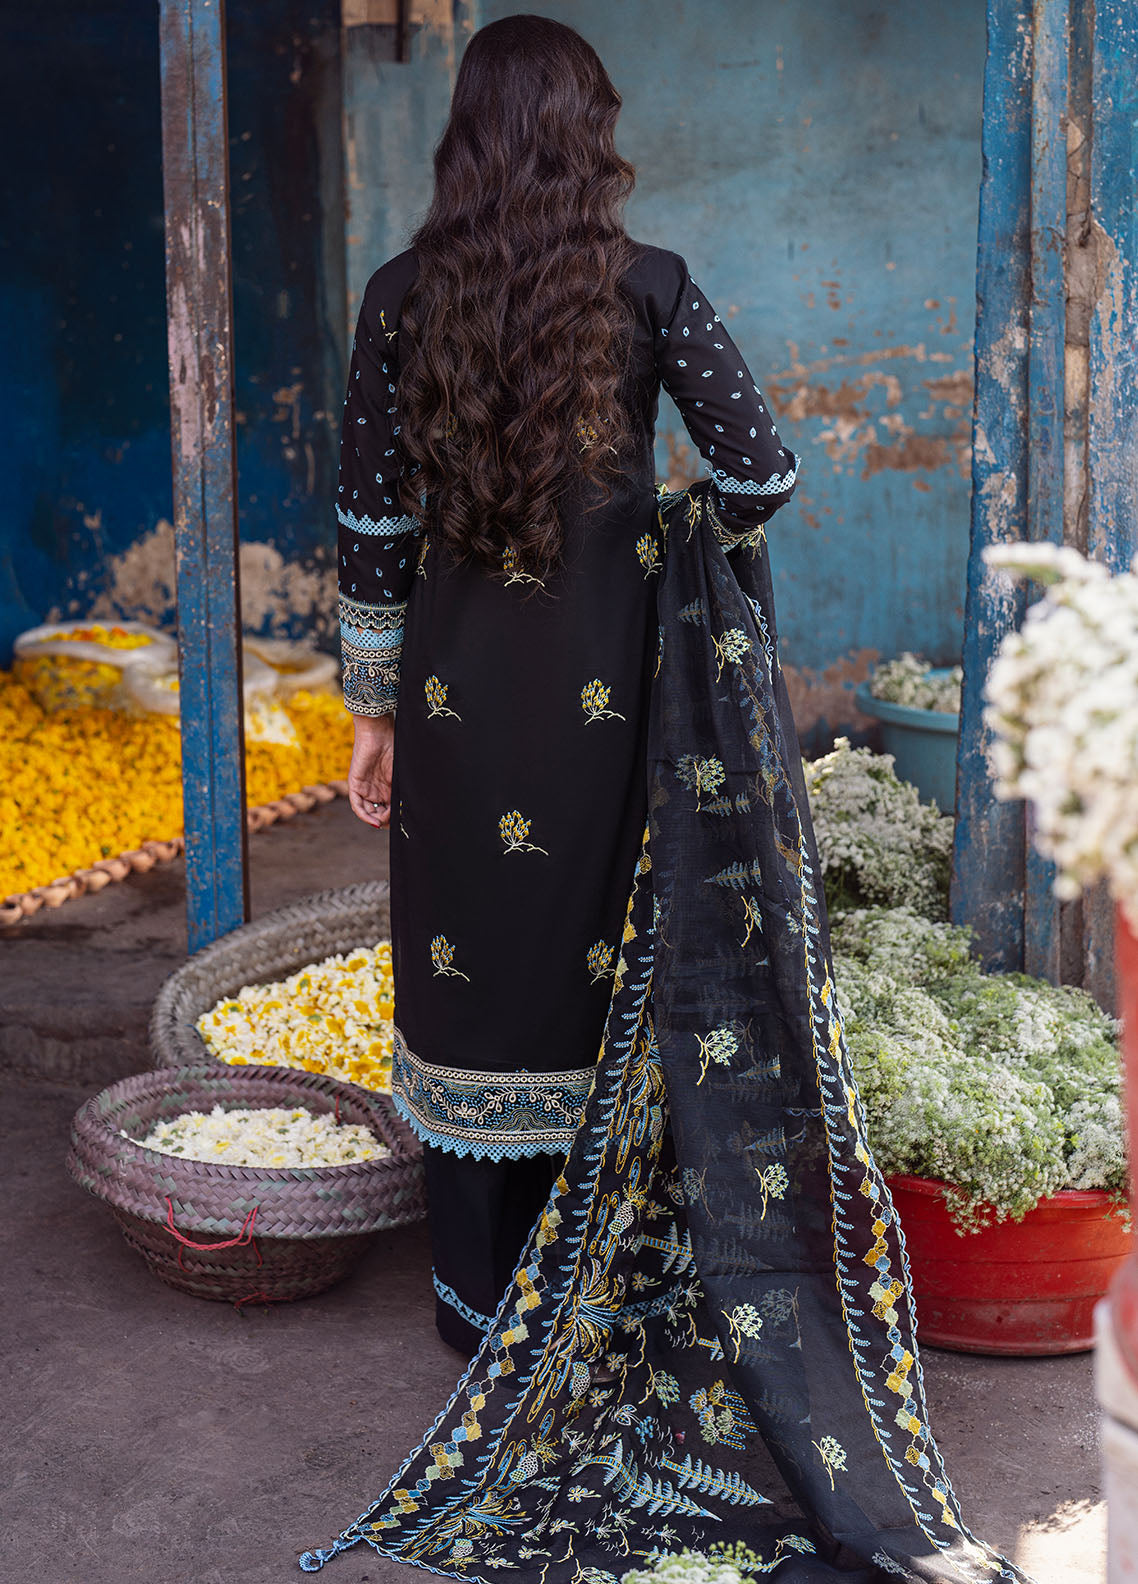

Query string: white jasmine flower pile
[804,738,953,918]
[196,943,394,1094]
[131,1105,388,1168]
[869,652,962,714]
[833,907,1126,1226]
[984,542,1138,927]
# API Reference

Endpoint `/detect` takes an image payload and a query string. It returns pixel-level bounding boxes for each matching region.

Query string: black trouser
[423,1146,561,1356]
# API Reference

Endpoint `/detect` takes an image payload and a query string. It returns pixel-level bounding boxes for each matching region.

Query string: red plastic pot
[887,1173,1132,1355]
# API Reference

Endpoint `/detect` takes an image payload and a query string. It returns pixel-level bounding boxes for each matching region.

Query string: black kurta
[336,243,798,1344]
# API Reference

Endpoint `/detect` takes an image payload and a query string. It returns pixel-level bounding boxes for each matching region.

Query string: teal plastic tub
[855,676,960,813]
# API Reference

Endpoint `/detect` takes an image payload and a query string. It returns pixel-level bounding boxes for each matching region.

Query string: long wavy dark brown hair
[397,14,638,580]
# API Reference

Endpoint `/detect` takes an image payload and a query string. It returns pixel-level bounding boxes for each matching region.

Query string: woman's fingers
[347,712,395,828]
[348,782,386,827]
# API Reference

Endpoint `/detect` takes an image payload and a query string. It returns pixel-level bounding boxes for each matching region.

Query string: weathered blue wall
[2,0,985,732]
[0,0,346,662]
[347,0,985,738]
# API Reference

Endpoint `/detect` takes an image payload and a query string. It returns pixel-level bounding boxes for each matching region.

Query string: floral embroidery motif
[695,1025,738,1085]
[675,753,726,810]
[726,1303,763,1361]
[430,936,469,981]
[651,1369,680,1406]
[586,940,615,983]
[576,416,600,449]
[502,545,544,587]
[580,679,626,723]
[424,675,461,720]
[713,626,751,681]
[813,1434,848,1490]
[760,1287,800,1329]
[499,810,548,856]
[689,1380,757,1449]
[636,533,663,576]
[755,1162,789,1218]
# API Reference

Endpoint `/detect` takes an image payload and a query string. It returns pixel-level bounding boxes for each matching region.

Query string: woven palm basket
[149,880,392,1068]
[67,1063,425,1303]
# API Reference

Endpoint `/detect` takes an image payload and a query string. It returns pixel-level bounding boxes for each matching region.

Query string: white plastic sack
[242,636,339,697]
[124,649,298,745]
[13,620,176,711]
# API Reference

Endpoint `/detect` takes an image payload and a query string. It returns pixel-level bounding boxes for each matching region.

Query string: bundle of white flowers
[984,541,1138,927]
[804,738,953,919]
[130,1104,388,1169]
[834,907,1126,1226]
[197,942,393,1094]
[622,1538,816,1584]
[870,652,962,714]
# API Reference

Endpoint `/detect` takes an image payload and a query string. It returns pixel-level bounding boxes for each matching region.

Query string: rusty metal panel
[159,0,249,952]
[951,0,1033,970]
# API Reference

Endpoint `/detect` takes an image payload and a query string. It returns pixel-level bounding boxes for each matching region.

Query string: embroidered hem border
[390,1026,596,1160]
[432,1271,495,1334]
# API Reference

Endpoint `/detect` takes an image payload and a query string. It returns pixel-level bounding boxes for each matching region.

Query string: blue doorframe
[159,0,249,952]
[952,0,1137,1006]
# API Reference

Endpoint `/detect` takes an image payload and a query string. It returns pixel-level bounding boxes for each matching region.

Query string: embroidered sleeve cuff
[708,451,800,551]
[339,592,405,715]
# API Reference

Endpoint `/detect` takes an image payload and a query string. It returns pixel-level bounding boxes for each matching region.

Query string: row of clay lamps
[0,781,347,927]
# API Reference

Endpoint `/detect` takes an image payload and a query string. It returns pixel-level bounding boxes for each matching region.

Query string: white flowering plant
[870,652,962,715]
[804,738,953,919]
[833,907,1127,1227]
[984,541,1138,928]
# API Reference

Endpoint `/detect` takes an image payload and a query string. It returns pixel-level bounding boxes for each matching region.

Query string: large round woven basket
[67,1064,425,1303]
[149,881,391,1068]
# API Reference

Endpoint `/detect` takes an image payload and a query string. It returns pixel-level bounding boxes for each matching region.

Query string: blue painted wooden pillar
[955,0,1138,1002]
[951,0,1033,971]
[1022,0,1069,983]
[1083,0,1138,1005]
[159,0,249,952]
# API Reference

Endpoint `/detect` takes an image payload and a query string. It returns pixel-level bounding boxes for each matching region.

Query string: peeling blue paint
[349,0,989,743]
[0,0,345,664]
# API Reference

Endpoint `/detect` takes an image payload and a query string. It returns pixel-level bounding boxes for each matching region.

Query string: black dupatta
[302,484,1030,1584]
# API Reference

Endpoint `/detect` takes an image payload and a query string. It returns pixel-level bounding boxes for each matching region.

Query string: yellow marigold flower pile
[54,624,153,649]
[196,942,394,1095]
[0,674,354,900]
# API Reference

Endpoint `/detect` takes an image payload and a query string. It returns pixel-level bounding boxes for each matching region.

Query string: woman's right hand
[347,712,396,828]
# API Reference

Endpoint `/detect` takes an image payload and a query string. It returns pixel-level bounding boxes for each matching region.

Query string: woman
[307,15,1027,1583]
[339,13,796,1354]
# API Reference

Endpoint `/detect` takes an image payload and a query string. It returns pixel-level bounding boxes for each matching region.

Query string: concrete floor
[0,801,1108,1583]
